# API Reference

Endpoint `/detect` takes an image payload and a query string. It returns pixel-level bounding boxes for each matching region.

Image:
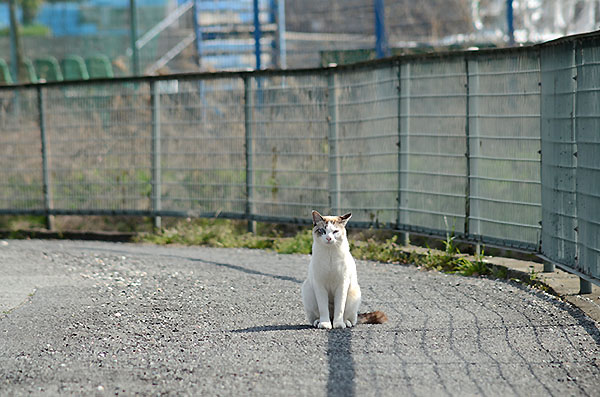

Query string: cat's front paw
[317,321,332,329]
[333,320,347,329]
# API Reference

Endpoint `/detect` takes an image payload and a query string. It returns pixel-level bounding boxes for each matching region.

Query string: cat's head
[311,210,352,246]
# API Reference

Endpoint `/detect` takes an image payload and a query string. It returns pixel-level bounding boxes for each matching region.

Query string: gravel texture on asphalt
[1,239,599,396]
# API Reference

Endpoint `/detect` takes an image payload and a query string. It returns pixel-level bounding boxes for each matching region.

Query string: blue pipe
[507,0,514,45]
[374,0,388,58]
[253,0,262,69]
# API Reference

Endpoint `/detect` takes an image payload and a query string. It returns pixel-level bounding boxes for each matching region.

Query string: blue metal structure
[506,0,514,45]
[190,0,277,71]
[253,0,262,69]
[374,0,388,58]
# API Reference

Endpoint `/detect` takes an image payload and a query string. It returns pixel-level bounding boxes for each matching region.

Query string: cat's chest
[312,250,351,278]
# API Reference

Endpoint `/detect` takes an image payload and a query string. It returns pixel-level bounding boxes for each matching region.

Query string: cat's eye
[333,230,339,234]
[316,228,325,235]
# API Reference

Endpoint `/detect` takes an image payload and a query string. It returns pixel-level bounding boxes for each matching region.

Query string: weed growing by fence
[137,218,548,291]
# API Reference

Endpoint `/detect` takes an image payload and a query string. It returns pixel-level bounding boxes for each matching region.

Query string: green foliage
[138,219,551,292]
[351,235,408,264]
[454,256,490,277]
[273,230,313,255]
[491,266,508,279]
[0,24,50,36]
[141,218,250,247]
[527,266,550,292]
[421,243,494,277]
[21,0,44,25]
[529,266,539,281]
[442,233,459,255]
[141,219,316,255]
[420,248,459,273]
[0,215,46,230]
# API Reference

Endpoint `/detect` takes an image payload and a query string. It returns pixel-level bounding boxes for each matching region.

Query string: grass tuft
[273,230,313,254]
[137,218,549,291]
[351,235,410,264]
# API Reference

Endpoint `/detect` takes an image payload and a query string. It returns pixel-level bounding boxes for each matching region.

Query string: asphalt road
[1,239,599,396]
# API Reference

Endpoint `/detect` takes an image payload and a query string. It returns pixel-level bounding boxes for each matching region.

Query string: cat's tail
[357,311,388,324]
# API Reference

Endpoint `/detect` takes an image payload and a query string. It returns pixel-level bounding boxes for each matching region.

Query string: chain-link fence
[0,0,281,81]
[540,34,600,288]
[1,31,599,286]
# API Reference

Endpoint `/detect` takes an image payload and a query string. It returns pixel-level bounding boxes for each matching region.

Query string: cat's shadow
[231,324,314,333]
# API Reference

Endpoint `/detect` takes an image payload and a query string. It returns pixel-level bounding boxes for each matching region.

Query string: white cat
[302,210,387,329]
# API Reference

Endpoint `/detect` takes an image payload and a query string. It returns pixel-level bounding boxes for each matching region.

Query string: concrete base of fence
[0,229,135,242]
[580,278,593,295]
[478,254,599,322]
[405,244,600,324]
[543,261,555,273]
[45,215,55,231]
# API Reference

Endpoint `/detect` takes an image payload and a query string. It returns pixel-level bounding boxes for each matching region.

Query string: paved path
[1,240,599,396]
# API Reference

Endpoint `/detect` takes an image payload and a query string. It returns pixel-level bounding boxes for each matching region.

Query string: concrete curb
[481,254,600,324]
[404,245,600,324]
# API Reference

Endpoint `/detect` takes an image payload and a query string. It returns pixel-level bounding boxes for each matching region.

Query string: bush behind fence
[1,32,599,285]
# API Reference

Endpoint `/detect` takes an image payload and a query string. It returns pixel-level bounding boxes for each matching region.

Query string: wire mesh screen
[0,0,169,79]
[4,32,600,284]
[43,83,153,212]
[334,66,398,226]
[137,2,198,75]
[158,77,246,216]
[399,57,467,234]
[248,74,329,221]
[575,38,600,279]
[286,0,375,68]
[385,0,472,44]
[541,42,577,267]
[0,88,44,211]
[468,52,541,249]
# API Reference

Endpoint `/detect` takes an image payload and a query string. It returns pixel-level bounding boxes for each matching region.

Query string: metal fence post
[192,0,203,69]
[151,81,162,229]
[572,40,590,292]
[580,278,593,294]
[571,41,583,290]
[276,0,287,69]
[129,0,140,75]
[398,62,410,245]
[464,56,478,254]
[244,76,256,233]
[543,261,555,273]
[37,86,54,230]
[8,0,20,82]
[396,61,408,245]
[328,71,340,215]
[468,58,481,249]
[464,57,470,233]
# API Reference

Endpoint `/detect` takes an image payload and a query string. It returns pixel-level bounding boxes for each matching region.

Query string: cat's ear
[339,212,352,226]
[312,210,324,225]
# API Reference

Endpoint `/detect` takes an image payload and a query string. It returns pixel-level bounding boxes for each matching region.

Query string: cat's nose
[326,236,332,241]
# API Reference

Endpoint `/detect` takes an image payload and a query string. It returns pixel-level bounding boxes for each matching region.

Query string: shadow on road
[231,324,356,397]
[231,324,313,332]
[327,329,355,397]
